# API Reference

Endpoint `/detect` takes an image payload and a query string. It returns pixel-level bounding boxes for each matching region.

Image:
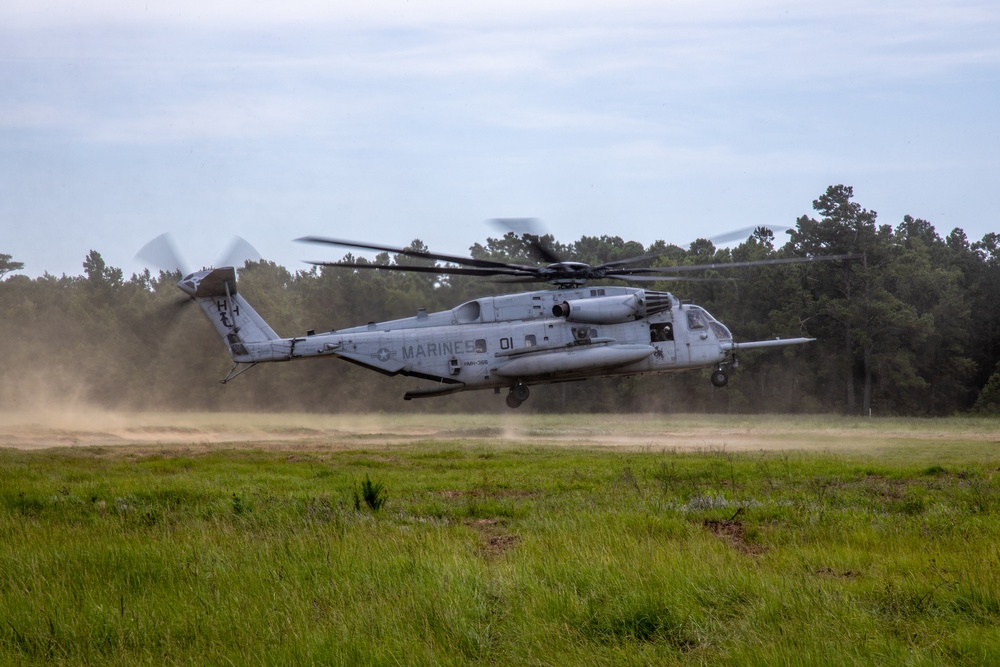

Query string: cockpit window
[709,321,732,341]
[686,310,706,329]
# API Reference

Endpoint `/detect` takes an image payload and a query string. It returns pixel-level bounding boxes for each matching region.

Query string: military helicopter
[155,223,856,408]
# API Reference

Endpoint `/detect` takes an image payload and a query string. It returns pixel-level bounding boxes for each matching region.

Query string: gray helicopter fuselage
[209,281,732,396]
[180,266,815,404]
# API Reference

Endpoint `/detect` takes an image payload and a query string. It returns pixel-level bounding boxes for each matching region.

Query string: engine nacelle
[552,293,645,324]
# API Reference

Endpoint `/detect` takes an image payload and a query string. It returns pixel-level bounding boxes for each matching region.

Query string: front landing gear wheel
[505,393,523,409]
[711,369,729,387]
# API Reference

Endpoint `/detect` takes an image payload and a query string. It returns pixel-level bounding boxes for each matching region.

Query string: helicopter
[157,223,857,408]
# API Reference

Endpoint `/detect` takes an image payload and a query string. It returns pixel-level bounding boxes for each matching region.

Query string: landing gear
[512,383,530,402]
[711,353,737,388]
[506,382,530,408]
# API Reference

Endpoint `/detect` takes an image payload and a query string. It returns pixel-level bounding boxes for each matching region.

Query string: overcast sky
[2,0,998,278]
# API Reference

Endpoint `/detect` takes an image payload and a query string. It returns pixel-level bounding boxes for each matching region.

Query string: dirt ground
[1,409,997,453]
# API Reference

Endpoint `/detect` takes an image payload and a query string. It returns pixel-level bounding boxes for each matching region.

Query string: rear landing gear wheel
[711,369,729,387]
[506,382,530,408]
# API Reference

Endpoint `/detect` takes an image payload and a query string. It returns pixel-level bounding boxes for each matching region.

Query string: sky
[2,0,998,279]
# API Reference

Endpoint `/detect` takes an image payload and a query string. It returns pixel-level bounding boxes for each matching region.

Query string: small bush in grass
[354,476,387,512]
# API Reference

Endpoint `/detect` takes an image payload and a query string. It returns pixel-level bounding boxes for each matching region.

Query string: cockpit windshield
[687,306,732,341]
[709,320,732,341]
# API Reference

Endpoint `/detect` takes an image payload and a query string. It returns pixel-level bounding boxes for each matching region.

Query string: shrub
[355,476,387,512]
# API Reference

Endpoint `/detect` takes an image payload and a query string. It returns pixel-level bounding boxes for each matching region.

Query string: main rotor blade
[488,273,721,284]
[490,276,549,284]
[489,218,564,264]
[306,261,535,278]
[618,253,863,275]
[695,225,792,247]
[593,250,670,271]
[603,273,723,282]
[489,217,539,236]
[298,236,536,272]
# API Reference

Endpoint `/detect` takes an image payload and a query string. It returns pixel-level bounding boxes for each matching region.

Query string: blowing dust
[1,408,992,453]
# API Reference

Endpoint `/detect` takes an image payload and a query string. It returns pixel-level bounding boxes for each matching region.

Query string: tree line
[2,185,999,416]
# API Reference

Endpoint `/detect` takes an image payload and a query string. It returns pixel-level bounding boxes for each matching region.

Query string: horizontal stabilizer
[177,267,237,299]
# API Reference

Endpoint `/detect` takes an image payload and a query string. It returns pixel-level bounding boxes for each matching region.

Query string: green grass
[1,423,1000,665]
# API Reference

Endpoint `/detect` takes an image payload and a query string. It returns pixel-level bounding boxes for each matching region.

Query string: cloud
[3,0,997,158]
[88,95,330,143]
[2,0,998,279]
[5,2,998,95]
[1,0,724,29]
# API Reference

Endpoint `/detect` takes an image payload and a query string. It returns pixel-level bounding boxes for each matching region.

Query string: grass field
[1,412,999,665]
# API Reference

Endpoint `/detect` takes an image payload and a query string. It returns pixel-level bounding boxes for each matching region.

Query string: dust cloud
[1,410,995,453]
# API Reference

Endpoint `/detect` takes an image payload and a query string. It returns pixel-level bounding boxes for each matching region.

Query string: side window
[475,338,487,353]
[650,323,673,342]
[524,334,537,347]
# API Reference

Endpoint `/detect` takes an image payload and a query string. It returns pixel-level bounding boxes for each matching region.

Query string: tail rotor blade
[217,236,262,269]
[136,233,188,275]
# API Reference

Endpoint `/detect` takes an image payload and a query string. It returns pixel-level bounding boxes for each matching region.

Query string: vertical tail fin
[179,267,291,362]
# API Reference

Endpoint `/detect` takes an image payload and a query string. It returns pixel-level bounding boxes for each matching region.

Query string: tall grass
[1,435,999,664]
